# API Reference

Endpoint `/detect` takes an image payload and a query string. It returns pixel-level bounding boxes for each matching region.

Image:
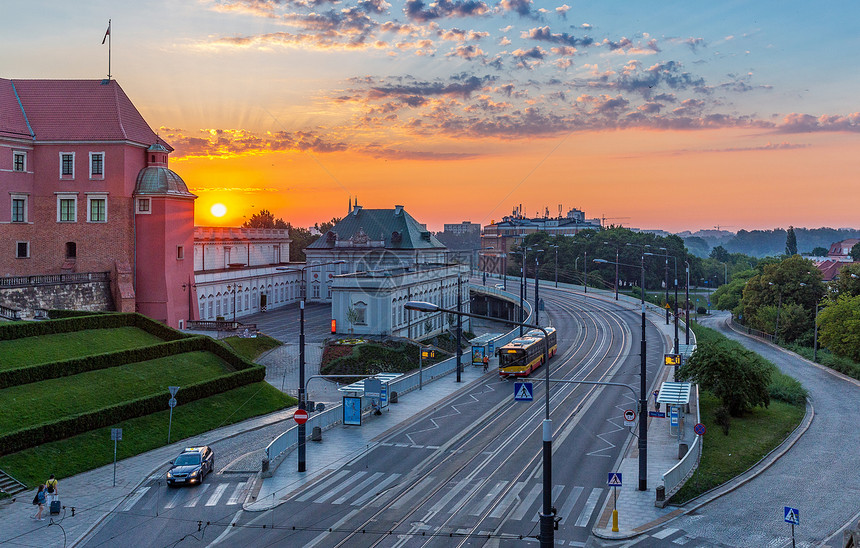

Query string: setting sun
[210,203,227,217]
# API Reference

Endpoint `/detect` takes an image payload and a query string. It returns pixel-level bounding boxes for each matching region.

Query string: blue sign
[380,384,388,405]
[514,382,533,402]
[607,473,622,487]
[670,407,679,426]
[343,396,361,426]
[488,340,494,353]
[784,506,800,525]
[649,411,666,418]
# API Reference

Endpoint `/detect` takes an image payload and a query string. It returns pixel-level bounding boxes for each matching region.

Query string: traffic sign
[607,473,622,487]
[670,407,679,426]
[111,428,122,441]
[168,397,177,408]
[664,303,671,310]
[168,386,180,397]
[488,341,494,353]
[293,409,309,424]
[514,382,533,401]
[694,423,706,436]
[380,383,388,405]
[649,411,666,418]
[664,353,681,366]
[624,409,636,421]
[784,506,799,525]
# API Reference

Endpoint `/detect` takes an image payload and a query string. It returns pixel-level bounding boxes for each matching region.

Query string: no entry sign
[294,409,309,425]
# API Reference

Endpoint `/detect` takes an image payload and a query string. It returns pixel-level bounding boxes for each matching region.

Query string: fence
[0,271,110,288]
[730,318,774,342]
[186,320,257,333]
[661,384,702,498]
[0,304,21,320]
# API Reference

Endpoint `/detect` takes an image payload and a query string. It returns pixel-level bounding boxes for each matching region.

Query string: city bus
[498,327,557,377]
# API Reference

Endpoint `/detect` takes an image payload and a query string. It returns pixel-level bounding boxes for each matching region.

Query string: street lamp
[602,242,619,301]
[684,260,691,345]
[549,244,559,289]
[226,283,242,323]
[276,260,345,473]
[404,301,555,548]
[594,256,649,491]
[533,249,544,325]
[645,251,680,355]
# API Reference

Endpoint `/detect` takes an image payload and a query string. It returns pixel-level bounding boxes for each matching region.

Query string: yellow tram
[498,327,557,377]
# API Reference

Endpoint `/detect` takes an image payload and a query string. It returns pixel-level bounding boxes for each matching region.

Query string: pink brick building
[0,78,197,328]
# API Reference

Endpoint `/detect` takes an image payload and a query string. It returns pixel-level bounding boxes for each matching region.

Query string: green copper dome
[134,166,195,196]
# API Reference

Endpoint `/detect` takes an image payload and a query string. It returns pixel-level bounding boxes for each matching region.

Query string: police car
[166,446,214,486]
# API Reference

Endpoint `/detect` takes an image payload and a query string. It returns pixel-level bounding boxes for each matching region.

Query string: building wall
[0,279,112,316]
[194,227,291,271]
[193,266,302,321]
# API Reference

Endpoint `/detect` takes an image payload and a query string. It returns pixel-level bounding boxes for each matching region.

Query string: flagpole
[108,19,111,80]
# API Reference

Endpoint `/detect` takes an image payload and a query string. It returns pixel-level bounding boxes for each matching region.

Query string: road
[81,285,670,547]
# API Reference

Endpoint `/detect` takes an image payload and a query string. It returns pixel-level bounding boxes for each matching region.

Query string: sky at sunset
[3,1,859,232]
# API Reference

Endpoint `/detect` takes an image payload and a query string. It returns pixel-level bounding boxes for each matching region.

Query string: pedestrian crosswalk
[121,480,250,512]
[291,470,606,529]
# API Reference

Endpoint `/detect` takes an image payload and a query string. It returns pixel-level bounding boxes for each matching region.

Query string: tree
[817,294,860,361]
[852,242,860,261]
[680,340,771,416]
[785,226,798,256]
[710,245,730,262]
[831,264,860,298]
[712,269,756,317]
[242,209,288,229]
[316,217,342,235]
[810,246,829,257]
[345,306,360,334]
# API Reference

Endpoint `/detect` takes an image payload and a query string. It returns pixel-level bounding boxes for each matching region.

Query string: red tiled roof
[0,79,33,139]
[3,78,171,149]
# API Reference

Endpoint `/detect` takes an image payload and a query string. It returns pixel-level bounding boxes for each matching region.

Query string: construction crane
[713,225,734,231]
[601,215,631,226]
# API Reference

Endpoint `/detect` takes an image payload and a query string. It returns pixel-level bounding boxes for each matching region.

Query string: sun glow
[210,203,227,217]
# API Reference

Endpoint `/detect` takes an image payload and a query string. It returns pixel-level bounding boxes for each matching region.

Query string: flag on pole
[102,20,111,45]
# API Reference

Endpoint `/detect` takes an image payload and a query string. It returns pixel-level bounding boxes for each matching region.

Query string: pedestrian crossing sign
[514,382,533,401]
[607,473,622,487]
[784,506,799,525]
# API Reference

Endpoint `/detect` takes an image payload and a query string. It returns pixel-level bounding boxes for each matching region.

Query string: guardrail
[730,318,774,342]
[662,383,702,498]
[0,304,21,321]
[0,271,110,288]
[186,320,257,332]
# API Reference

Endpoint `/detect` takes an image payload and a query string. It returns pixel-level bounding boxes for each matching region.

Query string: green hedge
[0,364,265,456]
[0,313,189,342]
[0,335,257,389]
[47,309,113,319]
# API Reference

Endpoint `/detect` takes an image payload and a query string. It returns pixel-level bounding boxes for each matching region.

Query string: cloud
[523,26,593,47]
[448,44,486,59]
[555,4,570,17]
[438,27,490,42]
[404,0,490,22]
[366,74,494,99]
[163,128,349,159]
[776,112,860,133]
[499,0,534,17]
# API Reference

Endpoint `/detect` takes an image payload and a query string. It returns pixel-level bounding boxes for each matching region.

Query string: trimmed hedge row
[0,313,188,342]
[0,365,265,456]
[47,309,113,319]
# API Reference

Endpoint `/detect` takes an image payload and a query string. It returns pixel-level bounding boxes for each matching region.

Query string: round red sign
[293,409,309,424]
[623,409,636,421]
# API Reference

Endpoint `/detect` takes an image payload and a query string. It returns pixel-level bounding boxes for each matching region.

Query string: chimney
[394,205,404,215]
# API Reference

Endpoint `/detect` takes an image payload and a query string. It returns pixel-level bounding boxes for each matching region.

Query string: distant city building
[0,78,195,328]
[480,205,601,275]
[827,238,859,260]
[443,221,481,236]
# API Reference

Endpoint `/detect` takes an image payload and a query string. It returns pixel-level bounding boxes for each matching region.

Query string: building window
[11,196,27,223]
[66,242,77,259]
[87,197,107,222]
[60,152,74,178]
[312,284,320,299]
[177,246,184,260]
[136,198,151,214]
[89,152,104,178]
[354,302,368,325]
[16,241,29,258]
[13,152,26,172]
[57,196,77,222]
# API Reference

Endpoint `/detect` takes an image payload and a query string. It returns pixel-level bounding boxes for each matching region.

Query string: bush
[697,306,708,314]
[768,372,808,406]
[47,309,113,319]
[0,313,189,342]
[714,406,731,435]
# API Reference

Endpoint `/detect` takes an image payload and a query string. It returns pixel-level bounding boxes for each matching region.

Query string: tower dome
[134,165,195,196]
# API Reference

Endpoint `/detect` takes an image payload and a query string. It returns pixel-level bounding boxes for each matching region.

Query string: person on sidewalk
[482,355,489,373]
[32,485,46,520]
[45,474,58,505]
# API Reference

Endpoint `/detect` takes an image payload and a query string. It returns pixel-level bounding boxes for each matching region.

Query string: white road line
[468,481,508,516]
[531,485,564,521]
[331,471,379,504]
[351,473,400,506]
[184,484,211,507]
[121,486,150,512]
[205,483,229,506]
[305,509,360,548]
[164,490,183,509]
[390,476,435,509]
[574,488,601,527]
[558,486,583,523]
[295,470,350,502]
[429,477,474,514]
[510,484,542,521]
[490,481,525,519]
[315,471,368,504]
[226,481,247,505]
[653,527,678,539]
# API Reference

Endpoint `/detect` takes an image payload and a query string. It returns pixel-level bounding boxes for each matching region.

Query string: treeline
[722,228,860,258]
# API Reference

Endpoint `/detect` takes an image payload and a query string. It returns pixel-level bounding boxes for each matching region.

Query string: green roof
[134,166,195,197]
[307,207,445,250]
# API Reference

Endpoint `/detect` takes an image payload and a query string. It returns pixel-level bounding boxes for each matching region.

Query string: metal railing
[186,320,257,332]
[662,384,702,497]
[730,318,774,342]
[0,271,110,288]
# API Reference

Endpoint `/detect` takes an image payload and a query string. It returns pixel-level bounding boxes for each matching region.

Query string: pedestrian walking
[45,474,58,505]
[482,355,489,373]
[32,485,46,520]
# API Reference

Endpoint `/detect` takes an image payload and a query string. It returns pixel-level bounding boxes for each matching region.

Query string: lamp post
[226,283,242,323]
[645,251,679,354]
[684,260,690,345]
[550,244,559,288]
[594,256,649,490]
[602,242,619,301]
[533,249,544,325]
[276,260,345,473]
[404,301,554,547]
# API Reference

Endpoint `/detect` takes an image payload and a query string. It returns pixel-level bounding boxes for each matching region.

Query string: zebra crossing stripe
[164,490,183,510]
[510,484,542,521]
[390,476,435,509]
[557,486,583,524]
[531,485,564,522]
[429,477,475,514]
[331,472,379,505]
[121,486,150,512]
[490,481,525,518]
[205,483,229,506]
[468,481,508,516]
[316,471,369,504]
[295,470,350,502]
[227,481,247,506]
[183,484,211,507]
[351,473,401,506]
[574,488,601,527]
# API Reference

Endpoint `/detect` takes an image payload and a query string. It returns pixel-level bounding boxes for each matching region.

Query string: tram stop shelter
[469,333,502,364]
[657,382,692,441]
[338,373,402,426]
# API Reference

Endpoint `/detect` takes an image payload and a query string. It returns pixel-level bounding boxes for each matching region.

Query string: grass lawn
[0,327,164,370]
[0,382,296,488]
[222,334,282,361]
[0,351,230,433]
[671,391,804,504]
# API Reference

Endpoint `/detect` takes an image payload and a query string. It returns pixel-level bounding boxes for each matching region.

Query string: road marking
[207,508,244,546]
[305,509,360,548]
[468,481,508,516]
[205,483,229,506]
[164,489,183,509]
[121,486,150,512]
[295,470,350,502]
[184,484,211,507]
[391,476,435,509]
[351,473,401,506]
[331,471,378,505]
[557,486,583,523]
[429,477,474,514]
[226,481,247,506]
[574,488,601,527]
[490,481,525,518]
[315,471,369,504]
[652,527,678,539]
[511,484,542,521]
[531,485,564,522]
